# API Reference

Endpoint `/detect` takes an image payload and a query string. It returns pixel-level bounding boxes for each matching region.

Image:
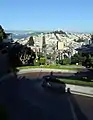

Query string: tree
[28,36,34,46]
[42,36,46,48]
[74,39,77,42]
[0,25,36,75]
[71,53,83,64]
[42,35,46,57]
[91,34,93,44]
[76,37,84,42]
[46,53,51,59]
[8,43,36,67]
[0,25,7,43]
[82,54,93,68]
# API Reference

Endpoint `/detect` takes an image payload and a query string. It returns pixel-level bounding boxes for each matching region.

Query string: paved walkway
[18,68,77,74]
[66,84,93,97]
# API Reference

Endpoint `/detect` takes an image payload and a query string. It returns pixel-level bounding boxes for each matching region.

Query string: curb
[66,84,93,97]
[71,90,93,98]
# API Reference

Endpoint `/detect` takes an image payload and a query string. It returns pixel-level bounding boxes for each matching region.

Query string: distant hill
[5,30,91,40]
[5,30,45,39]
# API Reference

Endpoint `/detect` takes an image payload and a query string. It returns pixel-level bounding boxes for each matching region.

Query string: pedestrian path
[66,84,93,97]
[18,68,77,74]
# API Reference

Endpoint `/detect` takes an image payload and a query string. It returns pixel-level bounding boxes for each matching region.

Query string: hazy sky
[0,0,93,32]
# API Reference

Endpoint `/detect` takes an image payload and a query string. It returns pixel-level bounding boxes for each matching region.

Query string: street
[0,75,93,120]
[18,68,93,80]
[72,94,93,120]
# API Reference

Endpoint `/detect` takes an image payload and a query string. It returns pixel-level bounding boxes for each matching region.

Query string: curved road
[0,74,93,120]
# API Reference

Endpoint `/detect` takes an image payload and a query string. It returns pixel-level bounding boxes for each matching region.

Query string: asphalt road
[0,76,93,120]
[18,68,93,80]
[73,94,93,120]
[18,71,75,79]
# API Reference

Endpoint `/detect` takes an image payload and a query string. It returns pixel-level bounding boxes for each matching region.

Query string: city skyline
[1,0,93,32]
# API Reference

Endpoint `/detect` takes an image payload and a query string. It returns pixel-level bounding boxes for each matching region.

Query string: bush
[40,57,46,65]
[62,58,71,65]
[58,58,70,65]
[34,57,46,66]
[58,60,63,65]
[81,54,93,68]
[34,59,40,66]
[59,79,93,87]
[71,53,83,65]
[46,53,51,59]
[57,58,71,65]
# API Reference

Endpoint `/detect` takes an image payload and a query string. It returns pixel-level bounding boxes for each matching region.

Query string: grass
[17,65,83,71]
[59,79,93,87]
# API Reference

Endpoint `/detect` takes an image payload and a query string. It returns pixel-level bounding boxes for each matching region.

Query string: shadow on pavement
[43,68,93,82]
[74,69,93,81]
[0,103,9,120]
[19,68,93,82]
[0,77,32,120]
[0,76,72,120]
[0,74,90,120]
[69,94,88,120]
[0,76,53,120]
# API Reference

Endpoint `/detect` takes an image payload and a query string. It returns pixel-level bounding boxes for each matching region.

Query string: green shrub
[62,58,71,65]
[39,57,46,65]
[59,79,93,87]
[71,53,84,65]
[58,60,63,65]
[34,59,39,66]
[46,53,51,59]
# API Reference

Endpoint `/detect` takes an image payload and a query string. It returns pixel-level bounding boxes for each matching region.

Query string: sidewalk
[66,84,93,97]
[18,68,77,75]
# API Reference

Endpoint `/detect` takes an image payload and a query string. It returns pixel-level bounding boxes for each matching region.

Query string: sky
[0,0,93,32]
